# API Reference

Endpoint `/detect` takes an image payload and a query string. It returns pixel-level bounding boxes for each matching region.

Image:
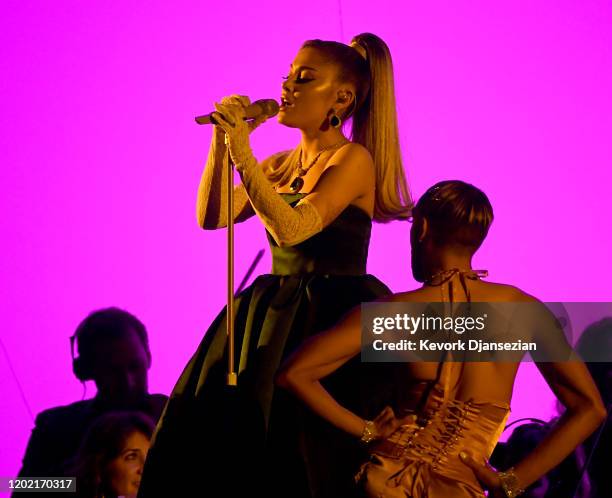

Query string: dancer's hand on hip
[459,451,506,497]
[372,406,418,439]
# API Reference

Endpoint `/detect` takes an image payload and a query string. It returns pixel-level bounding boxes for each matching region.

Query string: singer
[137,33,412,498]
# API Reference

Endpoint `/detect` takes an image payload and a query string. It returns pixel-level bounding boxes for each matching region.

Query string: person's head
[71,307,151,405]
[73,411,154,498]
[410,180,493,282]
[271,33,412,221]
[278,39,367,132]
[576,318,612,407]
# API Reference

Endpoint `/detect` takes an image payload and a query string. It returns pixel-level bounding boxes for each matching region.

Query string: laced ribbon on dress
[424,268,488,396]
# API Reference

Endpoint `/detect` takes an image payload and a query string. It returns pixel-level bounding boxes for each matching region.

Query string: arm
[510,360,606,490]
[461,358,606,496]
[196,94,277,229]
[462,301,606,495]
[211,101,374,247]
[509,302,606,488]
[275,306,366,436]
[276,304,409,440]
[196,126,255,229]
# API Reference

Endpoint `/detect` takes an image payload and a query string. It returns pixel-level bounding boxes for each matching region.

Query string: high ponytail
[350,33,412,222]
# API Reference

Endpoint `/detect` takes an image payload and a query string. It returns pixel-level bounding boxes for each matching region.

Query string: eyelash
[282,75,312,84]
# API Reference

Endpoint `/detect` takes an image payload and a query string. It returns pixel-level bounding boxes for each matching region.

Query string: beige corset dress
[356,269,511,497]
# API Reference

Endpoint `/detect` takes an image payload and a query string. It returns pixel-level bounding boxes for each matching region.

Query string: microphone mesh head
[258,99,280,117]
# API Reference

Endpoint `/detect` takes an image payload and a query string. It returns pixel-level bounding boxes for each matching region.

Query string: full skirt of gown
[138,197,401,498]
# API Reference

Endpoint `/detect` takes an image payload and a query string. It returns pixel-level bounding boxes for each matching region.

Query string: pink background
[1,0,610,477]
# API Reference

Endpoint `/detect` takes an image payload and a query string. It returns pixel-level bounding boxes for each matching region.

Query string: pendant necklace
[289,139,349,193]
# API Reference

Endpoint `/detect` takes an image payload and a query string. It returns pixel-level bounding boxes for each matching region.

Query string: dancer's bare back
[391,279,573,409]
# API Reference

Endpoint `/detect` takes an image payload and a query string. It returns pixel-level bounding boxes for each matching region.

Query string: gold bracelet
[360,420,377,444]
[498,467,525,497]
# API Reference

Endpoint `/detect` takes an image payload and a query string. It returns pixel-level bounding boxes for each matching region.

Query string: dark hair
[74,307,151,363]
[413,180,493,251]
[71,411,155,498]
[298,33,413,222]
[576,317,612,391]
[576,317,612,360]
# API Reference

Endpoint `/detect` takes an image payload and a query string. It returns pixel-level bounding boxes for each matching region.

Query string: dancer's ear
[417,217,429,243]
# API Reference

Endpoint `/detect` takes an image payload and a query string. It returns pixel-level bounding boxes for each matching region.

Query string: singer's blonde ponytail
[349,33,412,222]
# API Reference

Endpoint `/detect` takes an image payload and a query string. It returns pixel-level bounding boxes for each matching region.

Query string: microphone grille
[257,99,280,117]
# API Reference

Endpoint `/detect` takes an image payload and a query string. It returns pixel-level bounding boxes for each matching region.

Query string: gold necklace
[289,139,349,193]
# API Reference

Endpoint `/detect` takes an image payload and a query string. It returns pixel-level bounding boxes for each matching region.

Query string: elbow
[196,212,206,229]
[591,397,608,426]
[196,207,207,229]
[198,220,216,230]
[570,395,608,431]
[196,199,219,230]
[583,389,608,426]
[276,239,292,249]
[196,210,221,230]
[196,217,212,230]
[275,365,299,391]
[271,232,298,248]
[584,399,608,437]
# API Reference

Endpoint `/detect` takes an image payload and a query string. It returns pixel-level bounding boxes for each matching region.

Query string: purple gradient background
[1,0,611,478]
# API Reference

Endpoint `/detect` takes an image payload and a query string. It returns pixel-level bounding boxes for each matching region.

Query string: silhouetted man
[16,307,168,482]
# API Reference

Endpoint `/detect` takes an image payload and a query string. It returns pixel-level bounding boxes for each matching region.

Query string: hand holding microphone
[202,95,276,169]
[195,95,279,129]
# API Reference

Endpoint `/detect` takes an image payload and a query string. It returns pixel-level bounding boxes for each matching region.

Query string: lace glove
[211,96,261,168]
[196,95,267,228]
[239,159,323,247]
[211,100,323,247]
[196,126,251,228]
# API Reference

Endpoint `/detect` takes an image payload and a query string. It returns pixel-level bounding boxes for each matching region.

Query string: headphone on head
[69,322,152,382]
[70,331,97,382]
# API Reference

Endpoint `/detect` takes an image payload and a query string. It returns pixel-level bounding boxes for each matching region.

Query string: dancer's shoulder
[383,284,541,304]
[478,281,540,303]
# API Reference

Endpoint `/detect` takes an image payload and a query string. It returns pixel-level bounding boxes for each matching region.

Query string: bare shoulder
[378,283,540,304]
[331,142,374,168]
[316,143,375,195]
[384,289,426,303]
[479,280,540,303]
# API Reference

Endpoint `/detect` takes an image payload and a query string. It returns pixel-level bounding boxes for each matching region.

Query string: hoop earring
[329,112,342,128]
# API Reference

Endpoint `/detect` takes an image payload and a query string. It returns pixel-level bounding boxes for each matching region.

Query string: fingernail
[459,451,468,460]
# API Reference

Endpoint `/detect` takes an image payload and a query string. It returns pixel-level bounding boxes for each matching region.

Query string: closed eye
[282,75,314,84]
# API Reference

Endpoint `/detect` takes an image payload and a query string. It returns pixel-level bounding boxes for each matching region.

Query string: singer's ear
[336,89,355,118]
[336,89,354,105]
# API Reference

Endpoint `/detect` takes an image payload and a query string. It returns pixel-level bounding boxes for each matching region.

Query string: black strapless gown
[138,194,398,498]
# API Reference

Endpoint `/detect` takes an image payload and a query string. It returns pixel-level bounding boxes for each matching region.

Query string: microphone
[195,98,280,125]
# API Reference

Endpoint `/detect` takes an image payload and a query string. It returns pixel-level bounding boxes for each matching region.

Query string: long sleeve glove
[196,125,254,229]
[211,98,323,247]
